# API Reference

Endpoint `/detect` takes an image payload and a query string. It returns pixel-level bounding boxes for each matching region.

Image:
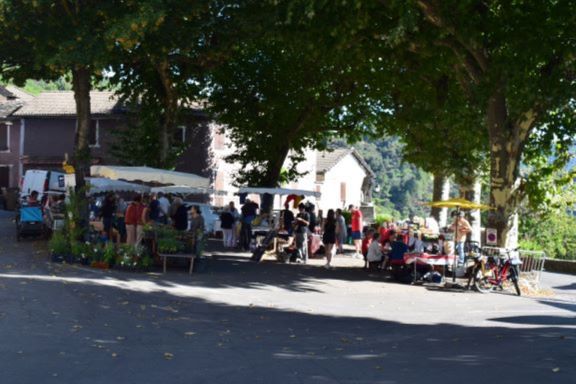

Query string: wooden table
[158,252,196,275]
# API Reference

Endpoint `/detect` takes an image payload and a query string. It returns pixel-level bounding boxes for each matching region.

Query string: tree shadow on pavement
[0,271,574,384]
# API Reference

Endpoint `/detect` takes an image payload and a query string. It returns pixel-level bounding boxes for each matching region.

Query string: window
[214,129,226,150]
[89,120,99,147]
[0,166,9,188]
[173,126,186,144]
[340,182,347,202]
[0,123,9,152]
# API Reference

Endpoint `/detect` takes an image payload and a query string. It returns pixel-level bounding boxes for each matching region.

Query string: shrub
[48,231,70,255]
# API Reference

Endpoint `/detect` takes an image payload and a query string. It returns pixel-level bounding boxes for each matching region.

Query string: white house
[210,124,375,216]
[315,148,375,213]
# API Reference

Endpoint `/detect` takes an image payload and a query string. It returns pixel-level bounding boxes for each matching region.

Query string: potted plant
[48,231,70,263]
[157,237,182,254]
[70,241,91,265]
[102,243,116,268]
[116,244,137,271]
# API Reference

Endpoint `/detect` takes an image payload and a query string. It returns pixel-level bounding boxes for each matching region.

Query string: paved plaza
[0,210,574,384]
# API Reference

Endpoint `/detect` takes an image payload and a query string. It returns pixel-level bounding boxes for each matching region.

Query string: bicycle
[468,247,522,296]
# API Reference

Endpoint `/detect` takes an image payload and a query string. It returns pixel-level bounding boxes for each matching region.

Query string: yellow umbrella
[425,197,492,211]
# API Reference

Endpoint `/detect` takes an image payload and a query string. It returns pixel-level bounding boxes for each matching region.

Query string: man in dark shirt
[294,203,310,263]
[240,198,258,250]
[282,204,295,235]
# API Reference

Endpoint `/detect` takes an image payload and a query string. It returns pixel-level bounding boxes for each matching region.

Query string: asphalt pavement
[0,209,574,384]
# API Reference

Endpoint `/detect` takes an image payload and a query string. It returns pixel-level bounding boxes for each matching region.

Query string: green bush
[520,211,576,260]
[48,231,70,255]
[374,214,394,227]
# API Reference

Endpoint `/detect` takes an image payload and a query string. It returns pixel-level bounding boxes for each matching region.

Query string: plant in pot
[70,241,91,265]
[116,244,136,271]
[48,231,70,263]
[102,243,116,268]
[157,237,182,254]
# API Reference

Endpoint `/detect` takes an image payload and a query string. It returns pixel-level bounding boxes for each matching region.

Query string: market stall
[90,165,210,188]
[238,187,321,263]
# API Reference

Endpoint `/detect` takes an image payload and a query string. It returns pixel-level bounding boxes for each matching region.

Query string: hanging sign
[486,228,497,245]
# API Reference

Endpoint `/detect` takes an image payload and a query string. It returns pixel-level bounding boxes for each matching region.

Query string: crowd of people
[28,187,473,274]
[88,192,206,248]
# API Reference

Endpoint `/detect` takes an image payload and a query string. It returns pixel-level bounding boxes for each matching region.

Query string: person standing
[350,205,363,258]
[282,204,295,236]
[124,195,144,245]
[322,209,337,268]
[171,198,189,231]
[450,211,472,265]
[294,203,310,263]
[335,209,347,254]
[157,192,170,224]
[240,198,258,251]
[100,193,116,241]
[148,193,162,223]
[220,202,237,248]
[190,205,205,256]
[136,195,151,245]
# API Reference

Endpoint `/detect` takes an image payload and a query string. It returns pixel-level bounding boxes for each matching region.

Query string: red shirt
[361,237,372,255]
[379,228,391,245]
[125,202,145,225]
[351,209,362,232]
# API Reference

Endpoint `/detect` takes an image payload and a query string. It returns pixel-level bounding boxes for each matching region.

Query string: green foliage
[340,210,351,226]
[48,231,70,255]
[157,237,183,254]
[102,243,116,266]
[374,214,394,227]
[520,211,576,260]
[334,137,433,219]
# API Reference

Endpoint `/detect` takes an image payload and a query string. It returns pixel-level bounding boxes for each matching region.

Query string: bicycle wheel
[473,267,495,293]
[509,265,521,296]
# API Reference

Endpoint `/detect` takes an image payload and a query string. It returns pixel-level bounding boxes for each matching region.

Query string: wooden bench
[158,253,196,275]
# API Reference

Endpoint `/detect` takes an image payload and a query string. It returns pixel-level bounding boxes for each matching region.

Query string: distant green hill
[333,137,433,220]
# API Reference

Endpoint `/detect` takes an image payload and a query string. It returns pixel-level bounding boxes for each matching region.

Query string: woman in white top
[367,232,383,263]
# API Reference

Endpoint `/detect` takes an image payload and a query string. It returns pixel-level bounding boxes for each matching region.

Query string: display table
[403,253,456,266]
[158,253,195,275]
[403,252,456,283]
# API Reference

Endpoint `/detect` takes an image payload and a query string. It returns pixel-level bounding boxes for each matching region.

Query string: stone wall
[544,259,576,275]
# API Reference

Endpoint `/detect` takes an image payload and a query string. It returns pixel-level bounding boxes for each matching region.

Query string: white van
[20,169,66,201]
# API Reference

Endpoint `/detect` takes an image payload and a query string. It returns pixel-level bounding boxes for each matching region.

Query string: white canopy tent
[237,187,321,198]
[90,165,210,188]
[86,177,151,195]
[150,185,228,196]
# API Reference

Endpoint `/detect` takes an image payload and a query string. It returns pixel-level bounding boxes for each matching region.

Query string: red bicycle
[471,248,522,296]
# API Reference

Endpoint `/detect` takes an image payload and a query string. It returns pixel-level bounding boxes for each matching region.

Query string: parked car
[184,202,219,234]
[20,169,66,201]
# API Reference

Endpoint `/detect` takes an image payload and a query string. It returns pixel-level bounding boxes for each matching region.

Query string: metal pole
[452,207,459,283]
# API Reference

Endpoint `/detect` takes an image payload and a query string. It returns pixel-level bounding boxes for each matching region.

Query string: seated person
[366,232,385,270]
[407,231,425,253]
[361,228,374,269]
[26,190,40,206]
[389,234,409,265]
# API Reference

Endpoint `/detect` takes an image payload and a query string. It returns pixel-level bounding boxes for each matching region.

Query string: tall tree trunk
[156,60,178,167]
[72,67,92,237]
[259,143,291,215]
[431,173,450,227]
[460,176,482,243]
[486,89,534,247]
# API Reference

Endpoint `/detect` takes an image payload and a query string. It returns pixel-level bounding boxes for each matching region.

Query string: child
[361,228,375,269]
[366,232,385,270]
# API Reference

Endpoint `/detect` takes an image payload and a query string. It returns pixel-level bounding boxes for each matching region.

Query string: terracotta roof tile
[13,91,124,117]
[316,147,375,178]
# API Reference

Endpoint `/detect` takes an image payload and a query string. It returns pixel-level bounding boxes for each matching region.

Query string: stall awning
[90,165,209,188]
[237,187,320,198]
[150,185,228,196]
[86,178,150,195]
